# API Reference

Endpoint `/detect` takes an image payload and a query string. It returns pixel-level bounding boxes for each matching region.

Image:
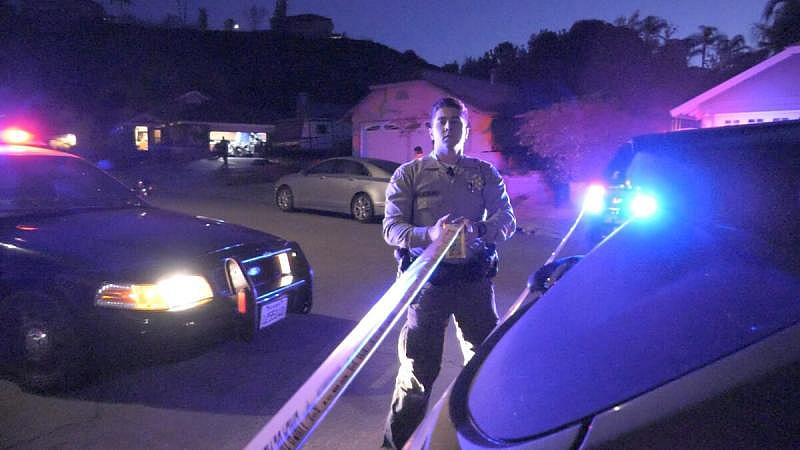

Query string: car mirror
[527,256,583,294]
[135,179,154,197]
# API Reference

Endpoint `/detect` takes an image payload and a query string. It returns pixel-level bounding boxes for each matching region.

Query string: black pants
[383,276,497,449]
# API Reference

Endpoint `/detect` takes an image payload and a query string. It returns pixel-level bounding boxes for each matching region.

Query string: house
[671,45,800,130]
[119,91,276,159]
[271,93,351,152]
[270,0,334,39]
[348,70,521,168]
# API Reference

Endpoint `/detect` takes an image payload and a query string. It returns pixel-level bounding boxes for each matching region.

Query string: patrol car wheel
[12,293,85,392]
[276,186,295,212]
[351,193,374,223]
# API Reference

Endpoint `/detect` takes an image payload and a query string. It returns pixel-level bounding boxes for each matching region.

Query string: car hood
[461,220,800,442]
[0,207,289,279]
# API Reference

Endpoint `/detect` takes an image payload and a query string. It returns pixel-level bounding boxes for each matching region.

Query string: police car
[406,121,800,448]
[0,129,313,392]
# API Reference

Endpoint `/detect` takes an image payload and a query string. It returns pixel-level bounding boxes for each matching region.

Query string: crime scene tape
[245,224,465,450]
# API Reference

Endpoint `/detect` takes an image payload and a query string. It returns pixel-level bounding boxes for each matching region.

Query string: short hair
[430,97,468,124]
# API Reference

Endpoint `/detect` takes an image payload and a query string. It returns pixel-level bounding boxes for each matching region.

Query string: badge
[467,173,485,192]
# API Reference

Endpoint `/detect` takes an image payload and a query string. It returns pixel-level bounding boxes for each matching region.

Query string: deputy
[381,97,516,449]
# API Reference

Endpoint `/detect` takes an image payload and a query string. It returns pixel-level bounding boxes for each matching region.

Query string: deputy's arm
[383,166,431,252]
[480,164,516,242]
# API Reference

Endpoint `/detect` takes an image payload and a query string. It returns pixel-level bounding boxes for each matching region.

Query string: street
[0,164,562,449]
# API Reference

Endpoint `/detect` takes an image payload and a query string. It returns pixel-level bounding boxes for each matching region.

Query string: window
[134,126,148,151]
[153,129,162,144]
[307,160,339,175]
[405,122,421,130]
[315,124,329,134]
[365,125,381,132]
[383,123,400,131]
[338,160,369,176]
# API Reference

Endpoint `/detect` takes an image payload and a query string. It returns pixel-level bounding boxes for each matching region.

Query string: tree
[516,98,665,189]
[757,0,800,53]
[714,34,750,71]
[441,61,459,73]
[615,11,675,49]
[460,41,525,83]
[223,18,235,31]
[175,0,188,25]
[198,8,208,31]
[246,4,268,31]
[689,25,722,68]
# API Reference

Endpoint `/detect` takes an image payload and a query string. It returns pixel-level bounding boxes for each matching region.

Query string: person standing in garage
[381,97,516,449]
[215,137,230,166]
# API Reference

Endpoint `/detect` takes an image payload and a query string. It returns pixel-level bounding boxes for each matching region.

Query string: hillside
[0,20,435,141]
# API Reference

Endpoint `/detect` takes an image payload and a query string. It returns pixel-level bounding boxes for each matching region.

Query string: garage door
[361,121,431,163]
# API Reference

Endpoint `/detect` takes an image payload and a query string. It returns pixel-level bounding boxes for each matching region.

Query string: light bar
[1,128,32,144]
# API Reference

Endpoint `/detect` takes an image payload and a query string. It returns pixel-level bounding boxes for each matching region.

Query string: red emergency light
[1,128,33,144]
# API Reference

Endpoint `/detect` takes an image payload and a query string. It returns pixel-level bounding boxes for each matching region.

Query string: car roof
[0,143,81,159]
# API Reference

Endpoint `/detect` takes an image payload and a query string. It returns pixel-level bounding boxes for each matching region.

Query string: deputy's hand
[427,214,451,242]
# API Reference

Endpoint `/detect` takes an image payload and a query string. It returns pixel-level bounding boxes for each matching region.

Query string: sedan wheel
[276,186,294,212]
[351,193,374,223]
[12,293,85,392]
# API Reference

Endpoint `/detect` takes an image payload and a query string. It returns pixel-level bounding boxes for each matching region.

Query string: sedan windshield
[0,155,141,215]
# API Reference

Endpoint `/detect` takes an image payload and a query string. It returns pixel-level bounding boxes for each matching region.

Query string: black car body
[0,144,313,391]
[407,121,800,448]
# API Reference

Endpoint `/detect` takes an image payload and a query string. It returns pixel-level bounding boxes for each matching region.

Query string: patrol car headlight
[95,274,214,311]
[584,184,606,215]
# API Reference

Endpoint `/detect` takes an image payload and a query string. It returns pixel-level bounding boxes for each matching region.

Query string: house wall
[696,55,800,127]
[300,119,351,150]
[274,118,350,150]
[350,81,503,168]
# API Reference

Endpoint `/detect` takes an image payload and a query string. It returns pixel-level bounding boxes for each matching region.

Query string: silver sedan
[274,157,400,223]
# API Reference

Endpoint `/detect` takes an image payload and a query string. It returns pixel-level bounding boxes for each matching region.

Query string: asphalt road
[0,161,562,449]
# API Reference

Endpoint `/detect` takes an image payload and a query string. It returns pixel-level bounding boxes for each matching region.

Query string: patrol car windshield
[0,155,142,216]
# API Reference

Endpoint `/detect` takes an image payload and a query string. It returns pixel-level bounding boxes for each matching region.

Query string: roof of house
[366,69,523,116]
[670,45,800,118]
[128,91,279,126]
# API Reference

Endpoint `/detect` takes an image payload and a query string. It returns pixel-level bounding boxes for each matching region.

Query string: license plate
[259,296,288,329]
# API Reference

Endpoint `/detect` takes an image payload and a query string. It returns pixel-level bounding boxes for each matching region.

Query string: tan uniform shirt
[383,154,516,258]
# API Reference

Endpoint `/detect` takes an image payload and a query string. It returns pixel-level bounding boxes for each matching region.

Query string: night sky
[127,0,767,66]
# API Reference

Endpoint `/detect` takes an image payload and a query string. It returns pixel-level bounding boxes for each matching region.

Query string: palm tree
[689,25,721,68]
[758,0,800,53]
[640,15,673,47]
[715,34,751,70]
